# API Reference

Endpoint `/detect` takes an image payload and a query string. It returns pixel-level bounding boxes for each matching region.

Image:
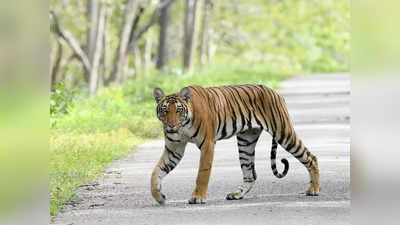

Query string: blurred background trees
[49,0,350,95]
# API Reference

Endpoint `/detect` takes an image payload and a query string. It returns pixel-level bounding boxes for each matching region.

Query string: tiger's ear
[153,88,164,103]
[180,87,191,102]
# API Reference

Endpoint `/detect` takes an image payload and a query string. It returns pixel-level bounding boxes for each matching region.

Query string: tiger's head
[153,87,192,133]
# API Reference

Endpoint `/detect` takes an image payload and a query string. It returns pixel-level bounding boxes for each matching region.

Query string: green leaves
[50,81,78,117]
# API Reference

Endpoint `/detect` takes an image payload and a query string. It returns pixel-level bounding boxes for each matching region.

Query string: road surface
[52,74,350,225]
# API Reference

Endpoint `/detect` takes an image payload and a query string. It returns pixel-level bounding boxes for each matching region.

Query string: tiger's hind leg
[226,128,262,200]
[277,132,320,196]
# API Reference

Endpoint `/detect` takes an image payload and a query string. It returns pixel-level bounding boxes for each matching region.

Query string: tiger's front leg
[188,140,215,204]
[151,140,186,204]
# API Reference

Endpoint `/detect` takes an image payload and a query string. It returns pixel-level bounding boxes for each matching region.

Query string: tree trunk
[50,11,92,77]
[86,0,99,62]
[183,0,202,74]
[134,45,142,77]
[107,0,139,84]
[199,0,214,67]
[50,38,63,91]
[98,5,111,90]
[156,0,173,70]
[144,36,152,75]
[89,4,106,95]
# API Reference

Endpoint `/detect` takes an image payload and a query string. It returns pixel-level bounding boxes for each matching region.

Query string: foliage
[51,0,350,85]
[215,0,350,73]
[50,128,143,215]
[50,81,78,117]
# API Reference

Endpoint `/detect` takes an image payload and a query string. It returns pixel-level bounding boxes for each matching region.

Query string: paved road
[53,74,350,225]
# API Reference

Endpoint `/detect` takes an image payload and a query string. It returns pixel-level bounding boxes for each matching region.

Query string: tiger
[151,84,320,204]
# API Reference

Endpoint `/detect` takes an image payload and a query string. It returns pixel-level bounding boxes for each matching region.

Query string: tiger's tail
[270,138,289,178]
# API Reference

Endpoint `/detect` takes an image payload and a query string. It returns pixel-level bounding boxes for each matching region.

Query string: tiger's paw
[226,182,254,200]
[305,186,320,196]
[226,191,244,200]
[153,191,166,205]
[188,197,206,204]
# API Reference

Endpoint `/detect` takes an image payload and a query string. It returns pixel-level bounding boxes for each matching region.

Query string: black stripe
[246,86,265,128]
[252,85,271,132]
[191,121,202,139]
[166,146,182,161]
[238,137,259,147]
[226,87,246,132]
[230,87,251,131]
[237,86,254,107]
[237,136,250,145]
[219,122,227,140]
[285,138,296,152]
[239,150,254,157]
[218,91,228,140]
[301,160,309,165]
[247,109,253,129]
[239,156,249,161]
[216,112,222,135]
[211,88,219,114]
[291,140,303,155]
[182,118,191,127]
[295,150,306,159]
[270,148,277,160]
[191,87,201,96]
[166,135,181,143]
[225,88,237,139]
[264,90,277,133]
[160,164,171,174]
[253,112,263,128]
[270,92,285,142]
[198,137,206,149]
[208,88,223,135]
[240,162,253,169]
[276,96,287,144]
[251,87,269,129]
[222,88,238,139]
[237,86,254,129]
[168,156,177,167]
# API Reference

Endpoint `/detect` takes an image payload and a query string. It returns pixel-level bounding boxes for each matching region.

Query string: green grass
[49,63,291,216]
[49,128,144,215]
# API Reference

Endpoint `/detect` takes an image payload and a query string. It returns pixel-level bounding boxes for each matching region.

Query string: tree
[106,0,175,84]
[50,38,63,91]
[183,0,202,74]
[50,0,175,93]
[88,3,107,94]
[107,0,139,84]
[156,0,173,70]
[199,0,214,67]
[86,0,99,71]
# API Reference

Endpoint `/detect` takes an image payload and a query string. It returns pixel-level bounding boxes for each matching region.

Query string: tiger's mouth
[166,128,178,133]
[165,124,181,133]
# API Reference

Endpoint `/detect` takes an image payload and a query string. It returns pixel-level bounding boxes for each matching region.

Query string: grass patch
[50,128,144,215]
